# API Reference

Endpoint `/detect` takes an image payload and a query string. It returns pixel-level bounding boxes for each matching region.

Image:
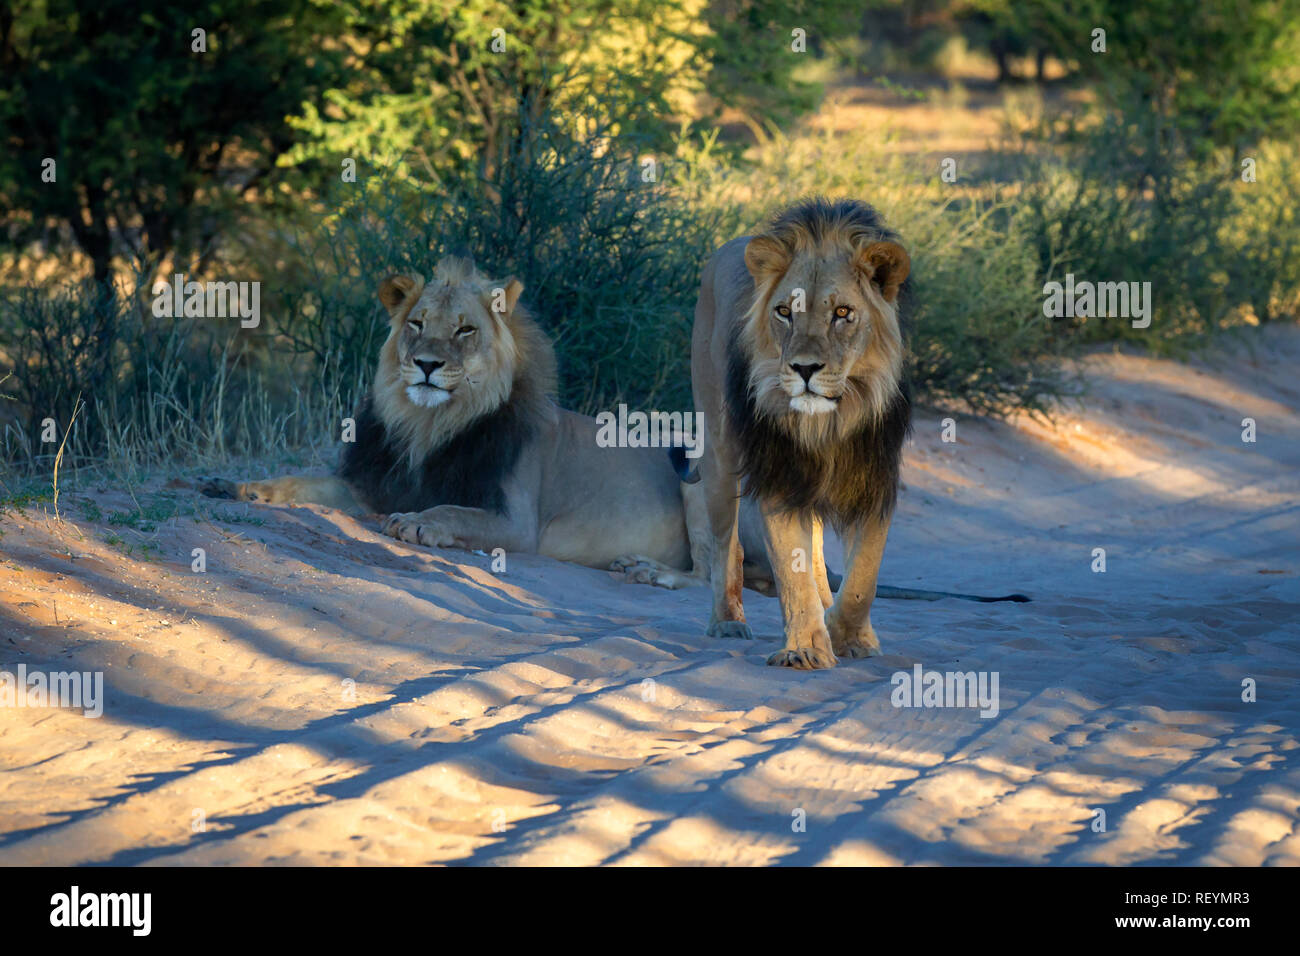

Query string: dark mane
[767,196,894,250]
[724,196,914,526]
[725,341,911,528]
[338,389,537,515]
[764,196,915,336]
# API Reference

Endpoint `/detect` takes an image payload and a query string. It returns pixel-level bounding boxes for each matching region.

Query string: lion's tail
[826,571,1028,603]
[875,584,1030,603]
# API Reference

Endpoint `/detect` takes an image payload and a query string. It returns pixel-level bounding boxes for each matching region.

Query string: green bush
[260,112,725,415]
[1003,0,1300,345]
[1223,144,1300,325]
[1015,103,1300,348]
[20,50,1300,478]
[2,110,1083,483]
[683,128,1072,414]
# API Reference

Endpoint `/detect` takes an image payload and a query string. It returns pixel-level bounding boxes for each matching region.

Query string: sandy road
[1,327,1297,865]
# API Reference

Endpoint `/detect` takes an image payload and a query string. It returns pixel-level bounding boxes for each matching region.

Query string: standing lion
[690,198,913,669]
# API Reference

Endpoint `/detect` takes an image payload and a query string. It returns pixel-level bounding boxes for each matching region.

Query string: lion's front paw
[833,634,881,659]
[766,645,838,669]
[828,615,882,659]
[382,512,458,548]
[767,626,838,669]
[707,619,753,640]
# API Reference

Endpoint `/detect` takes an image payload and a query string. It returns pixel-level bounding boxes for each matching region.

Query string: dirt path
[1,326,1296,865]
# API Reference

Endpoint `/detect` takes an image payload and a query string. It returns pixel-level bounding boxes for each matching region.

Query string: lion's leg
[680,479,713,581]
[735,494,777,595]
[826,515,893,659]
[677,485,779,595]
[702,467,750,639]
[811,519,834,610]
[381,504,537,555]
[762,505,837,669]
[201,475,364,513]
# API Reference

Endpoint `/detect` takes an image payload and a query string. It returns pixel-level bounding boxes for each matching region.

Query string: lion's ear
[744,236,791,280]
[378,274,424,316]
[485,277,524,318]
[858,241,910,303]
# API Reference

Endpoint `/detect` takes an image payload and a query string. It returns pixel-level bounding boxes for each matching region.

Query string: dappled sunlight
[1,0,1297,876]
[909,329,1300,513]
[2,329,1298,865]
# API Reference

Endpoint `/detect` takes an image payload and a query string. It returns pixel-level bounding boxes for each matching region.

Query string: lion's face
[388,279,510,410]
[742,234,910,441]
[373,258,530,465]
[377,261,523,412]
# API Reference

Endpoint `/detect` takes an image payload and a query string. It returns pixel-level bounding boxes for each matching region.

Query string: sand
[1,325,1297,866]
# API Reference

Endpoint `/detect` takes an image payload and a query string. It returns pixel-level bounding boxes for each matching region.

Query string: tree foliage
[0,0,347,281]
[283,0,709,183]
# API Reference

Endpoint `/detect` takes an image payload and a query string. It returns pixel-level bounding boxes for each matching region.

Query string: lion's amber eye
[833,306,853,320]
[775,304,792,319]
[455,325,476,337]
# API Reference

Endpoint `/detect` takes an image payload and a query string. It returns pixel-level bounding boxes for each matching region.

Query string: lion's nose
[414,358,444,379]
[790,362,824,385]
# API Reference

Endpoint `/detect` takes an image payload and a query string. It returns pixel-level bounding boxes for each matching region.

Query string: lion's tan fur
[690,198,913,669]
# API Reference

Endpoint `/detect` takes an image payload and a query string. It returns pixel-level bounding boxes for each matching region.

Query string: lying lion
[201,255,777,592]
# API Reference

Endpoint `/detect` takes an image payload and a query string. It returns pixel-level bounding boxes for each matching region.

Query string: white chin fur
[789,393,837,415]
[406,385,452,408]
